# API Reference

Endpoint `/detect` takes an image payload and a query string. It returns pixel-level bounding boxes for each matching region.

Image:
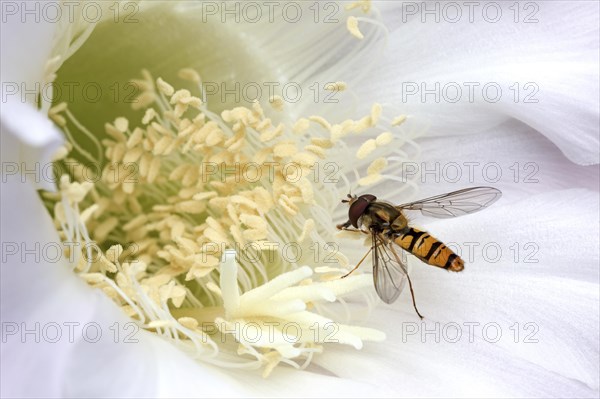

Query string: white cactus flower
[1,1,598,397]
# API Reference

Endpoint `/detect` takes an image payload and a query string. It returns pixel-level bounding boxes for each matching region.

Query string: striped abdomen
[393,227,464,272]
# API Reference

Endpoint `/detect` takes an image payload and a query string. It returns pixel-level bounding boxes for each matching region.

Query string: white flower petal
[410,121,599,200]
[368,1,599,165]
[1,4,64,192]
[157,360,378,398]
[1,102,64,191]
[316,321,597,397]
[1,119,168,396]
[0,142,147,396]
[316,187,599,396]
[0,1,64,193]
[1,1,56,92]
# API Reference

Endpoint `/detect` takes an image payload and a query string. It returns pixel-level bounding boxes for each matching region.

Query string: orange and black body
[393,227,464,272]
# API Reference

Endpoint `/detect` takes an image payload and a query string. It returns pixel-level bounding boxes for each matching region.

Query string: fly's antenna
[341,192,353,203]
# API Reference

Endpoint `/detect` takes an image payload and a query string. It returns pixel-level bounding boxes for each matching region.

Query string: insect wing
[397,186,501,218]
[372,233,408,304]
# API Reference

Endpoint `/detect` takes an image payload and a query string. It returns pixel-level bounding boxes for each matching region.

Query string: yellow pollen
[375,131,393,146]
[49,112,67,127]
[156,77,175,96]
[269,95,285,111]
[114,117,129,133]
[105,122,127,142]
[367,157,388,174]
[170,89,192,104]
[308,116,332,131]
[123,214,148,231]
[345,0,371,13]
[132,91,156,110]
[356,139,377,159]
[51,145,69,161]
[291,152,317,168]
[273,142,298,158]
[346,16,364,39]
[259,123,284,142]
[44,67,400,376]
[304,144,327,159]
[123,146,144,163]
[174,200,206,214]
[127,128,144,148]
[178,68,202,84]
[310,138,333,148]
[192,192,218,201]
[292,118,310,135]
[391,115,408,126]
[370,103,382,125]
[49,102,68,114]
[325,81,348,91]
[278,194,299,215]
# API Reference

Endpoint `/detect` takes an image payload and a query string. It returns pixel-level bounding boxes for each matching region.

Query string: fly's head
[342,193,377,228]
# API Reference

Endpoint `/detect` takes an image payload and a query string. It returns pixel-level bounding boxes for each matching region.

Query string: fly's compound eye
[348,194,377,228]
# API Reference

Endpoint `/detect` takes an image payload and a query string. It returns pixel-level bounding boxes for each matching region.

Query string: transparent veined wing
[396,186,502,218]
[372,233,408,304]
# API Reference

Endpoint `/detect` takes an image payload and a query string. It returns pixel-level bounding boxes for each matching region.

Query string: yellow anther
[347,16,364,39]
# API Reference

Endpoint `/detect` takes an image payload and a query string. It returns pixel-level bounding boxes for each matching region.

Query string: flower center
[40,0,422,376]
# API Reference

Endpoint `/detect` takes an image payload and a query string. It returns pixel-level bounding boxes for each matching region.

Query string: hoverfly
[337,186,502,319]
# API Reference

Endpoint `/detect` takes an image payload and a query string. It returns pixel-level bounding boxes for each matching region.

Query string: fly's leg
[389,245,425,320]
[405,272,424,320]
[341,247,373,278]
[336,220,352,230]
[340,227,364,233]
[337,223,366,235]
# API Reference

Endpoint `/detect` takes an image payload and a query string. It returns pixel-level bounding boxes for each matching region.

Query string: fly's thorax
[359,201,402,233]
[390,211,409,232]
